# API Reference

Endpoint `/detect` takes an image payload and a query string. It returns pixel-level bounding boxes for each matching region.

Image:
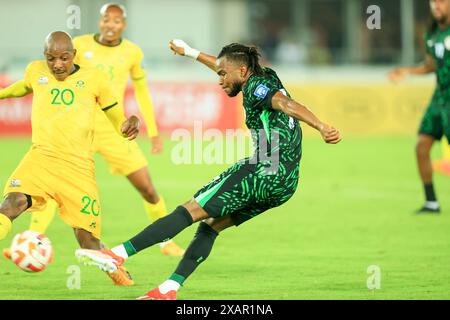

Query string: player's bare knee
[0,193,28,219]
[204,216,234,233]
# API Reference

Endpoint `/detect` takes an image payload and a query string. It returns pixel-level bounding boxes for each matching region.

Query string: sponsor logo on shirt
[10,179,21,188]
[254,84,269,99]
[435,43,445,59]
[38,77,48,85]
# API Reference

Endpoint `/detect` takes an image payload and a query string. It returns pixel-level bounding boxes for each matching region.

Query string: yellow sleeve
[104,104,127,137]
[0,79,32,99]
[97,73,125,135]
[0,63,34,99]
[130,47,146,81]
[132,77,159,137]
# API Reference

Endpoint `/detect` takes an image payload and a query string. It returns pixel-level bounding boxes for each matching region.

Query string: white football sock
[425,201,439,210]
[111,245,129,260]
[159,279,180,293]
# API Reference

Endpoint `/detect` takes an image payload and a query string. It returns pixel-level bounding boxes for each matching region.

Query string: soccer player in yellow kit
[0,31,139,285]
[24,3,184,256]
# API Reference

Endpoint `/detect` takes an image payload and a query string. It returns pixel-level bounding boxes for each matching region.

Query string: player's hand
[388,68,409,83]
[169,39,200,60]
[121,115,140,140]
[319,123,341,144]
[169,39,186,56]
[150,135,163,154]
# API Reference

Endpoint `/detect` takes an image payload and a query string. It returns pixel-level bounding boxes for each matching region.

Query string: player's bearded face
[217,58,244,97]
[45,50,76,81]
[430,0,450,22]
[99,8,126,42]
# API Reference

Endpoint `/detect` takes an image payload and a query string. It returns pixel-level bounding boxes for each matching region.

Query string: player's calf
[73,228,101,250]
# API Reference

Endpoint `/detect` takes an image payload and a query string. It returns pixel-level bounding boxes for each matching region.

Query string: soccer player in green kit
[389,0,450,213]
[75,40,341,300]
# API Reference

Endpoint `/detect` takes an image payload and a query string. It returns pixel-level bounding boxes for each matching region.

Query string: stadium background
[1,0,450,300]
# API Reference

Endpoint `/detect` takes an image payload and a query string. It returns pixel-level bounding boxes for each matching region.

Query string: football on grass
[10,230,53,272]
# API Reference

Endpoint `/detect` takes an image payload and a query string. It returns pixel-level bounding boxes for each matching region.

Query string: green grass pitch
[0,136,449,300]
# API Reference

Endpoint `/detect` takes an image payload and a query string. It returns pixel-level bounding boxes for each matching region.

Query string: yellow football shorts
[3,147,102,239]
[92,112,148,176]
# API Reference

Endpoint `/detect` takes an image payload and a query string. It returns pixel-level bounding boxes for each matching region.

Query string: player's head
[216,43,263,97]
[430,0,450,24]
[99,3,127,43]
[44,31,76,81]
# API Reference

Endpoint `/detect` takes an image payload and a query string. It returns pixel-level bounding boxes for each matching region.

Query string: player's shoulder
[25,60,47,73]
[76,65,109,83]
[244,67,281,96]
[121,38,144,55]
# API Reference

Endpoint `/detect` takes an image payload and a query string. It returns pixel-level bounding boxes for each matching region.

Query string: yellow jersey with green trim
[24,60,117,165]
[73,34,145,105]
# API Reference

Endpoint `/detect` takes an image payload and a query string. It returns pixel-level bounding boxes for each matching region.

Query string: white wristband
[184,47,200,60]
[172,39,200,60]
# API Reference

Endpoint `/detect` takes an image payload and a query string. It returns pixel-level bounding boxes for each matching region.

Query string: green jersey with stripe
[242,67,302,173]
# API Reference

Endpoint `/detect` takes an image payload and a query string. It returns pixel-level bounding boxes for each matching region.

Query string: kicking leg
[75,199,207,271]
[127,167,185,256]
[138,215,235,300]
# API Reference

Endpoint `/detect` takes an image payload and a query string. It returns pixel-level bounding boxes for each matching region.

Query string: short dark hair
[218,43,264,76]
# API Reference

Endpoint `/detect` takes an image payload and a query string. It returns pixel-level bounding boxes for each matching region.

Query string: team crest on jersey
[10,179,21,188]
[84,51,93,59]
[435,43,445,59]
[254,84,269,99]
[445,36,450,51]
[38,76,48,85]
[76,80,85,88]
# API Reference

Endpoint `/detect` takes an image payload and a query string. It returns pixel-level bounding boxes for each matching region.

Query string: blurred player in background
[389,0,450,213]
[0,31,139,285]
[75,40,341,300]
[20,3,184,256]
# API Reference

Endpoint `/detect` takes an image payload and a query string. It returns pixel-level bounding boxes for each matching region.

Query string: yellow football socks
[29,200,57,234]
[0,213,12,240]
[143,196,168,222]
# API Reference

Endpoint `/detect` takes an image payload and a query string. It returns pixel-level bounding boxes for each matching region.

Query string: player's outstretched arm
[0,79,33,99]
[104,104,141,140]
[169,39,217,72]
[132,78,163,153]
[271,91,341,144]
[388,54,435,83]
